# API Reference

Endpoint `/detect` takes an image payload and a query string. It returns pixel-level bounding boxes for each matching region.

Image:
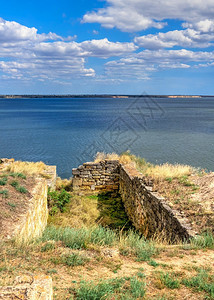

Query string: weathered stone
[72,159,194,243]
[0,275,53,300]
[73,178,82,186]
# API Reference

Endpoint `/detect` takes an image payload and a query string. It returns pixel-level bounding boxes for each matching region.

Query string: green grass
[10,180,19,188]
[48,189,71,215]
[160,272,180,289]
[42,226,157,262]
[96,192,133,230]
[182,269,214,298]
[182,232,214,250]
[62,253,89,267]
[0,189,9,198]
[119,230,157,261]
[0,177,7,186]
[42,226,117,249]
[10,180,28,194]
[191,232,214,249]
[72,276,146,300]
[178,175,194,187]
[148,260,159,267]
[9,172,26,179]
[41,242,56,252]
[7,202,16,209]
[16,186,28,193]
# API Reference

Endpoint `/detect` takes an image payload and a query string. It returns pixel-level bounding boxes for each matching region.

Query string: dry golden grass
[94,152,119,163]
[48,193,100,228]
[5,160,47,176]
[55,177,72,190]
[118,153,133,165]
[145,163,193,180]
[94,152,194,180]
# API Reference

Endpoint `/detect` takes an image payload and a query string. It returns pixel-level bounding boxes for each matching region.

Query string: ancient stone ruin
[72,159,195,243]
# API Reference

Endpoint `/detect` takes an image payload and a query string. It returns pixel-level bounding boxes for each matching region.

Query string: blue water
[0,97,214,178]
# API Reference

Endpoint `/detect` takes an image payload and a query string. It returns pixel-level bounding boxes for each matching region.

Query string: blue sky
[0,0,214,95]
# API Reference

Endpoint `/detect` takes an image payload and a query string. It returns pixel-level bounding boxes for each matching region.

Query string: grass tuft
[182,269,214,298]
[119,230,157,261]
[160,272,180,289]
[73,276,146,300]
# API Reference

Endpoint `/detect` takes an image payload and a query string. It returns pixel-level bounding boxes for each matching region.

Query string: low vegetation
[1,155,214,299]
[3,160,49,178]
[94,151,194,180]
[48,189,71,215]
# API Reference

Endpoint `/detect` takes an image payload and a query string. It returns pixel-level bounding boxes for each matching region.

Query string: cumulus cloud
[0,16,213,85]
[83,0,214,32]
[0,18,137,82]
[135,21,214,49]
[0,17,60,42]
[33,38,137,59]
[105,49,214,79]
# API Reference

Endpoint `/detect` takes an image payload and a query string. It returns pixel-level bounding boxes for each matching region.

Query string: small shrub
[10,180,28,193]
[48,189,71,214]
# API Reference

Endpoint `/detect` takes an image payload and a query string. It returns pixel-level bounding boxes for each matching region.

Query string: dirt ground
[0,171,36,239]
[0,240,213,299]
[153,173,214,234]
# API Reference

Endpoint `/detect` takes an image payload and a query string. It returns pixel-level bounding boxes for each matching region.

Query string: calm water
[0,97,214,178]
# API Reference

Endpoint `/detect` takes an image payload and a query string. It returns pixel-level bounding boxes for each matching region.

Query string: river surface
[0,97,213,178]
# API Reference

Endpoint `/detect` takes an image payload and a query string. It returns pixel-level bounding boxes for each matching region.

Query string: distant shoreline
[0,94,213,99]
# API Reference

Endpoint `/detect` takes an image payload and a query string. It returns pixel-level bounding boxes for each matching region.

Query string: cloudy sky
[0,0,214,94]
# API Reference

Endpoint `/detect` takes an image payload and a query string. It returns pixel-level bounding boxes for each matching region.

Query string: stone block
[73,178,83,186]
[0,275,53,300]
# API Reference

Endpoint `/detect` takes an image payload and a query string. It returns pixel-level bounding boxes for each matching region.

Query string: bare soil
[0,240,213,299]
[153,173,214,234]
[0,171,36,239]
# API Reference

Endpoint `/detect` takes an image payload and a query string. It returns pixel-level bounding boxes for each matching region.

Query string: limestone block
[0,275,53,300]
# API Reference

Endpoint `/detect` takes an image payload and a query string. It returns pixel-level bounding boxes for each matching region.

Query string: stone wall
[14,177,48,244]
[119,165,195,243]
[73,160,195,243]
[72,160,120,192]
[0,275,53,300]
[44,165,57,191]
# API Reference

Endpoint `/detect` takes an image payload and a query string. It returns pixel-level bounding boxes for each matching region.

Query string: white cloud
[0,17,60,42]
[0,18,137,82]
[135,28,214,49]
[137,49,214,62]
[33,38,137,58]
[83,0,214,32]
[105,49,214,79]
[80,38,137,57]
